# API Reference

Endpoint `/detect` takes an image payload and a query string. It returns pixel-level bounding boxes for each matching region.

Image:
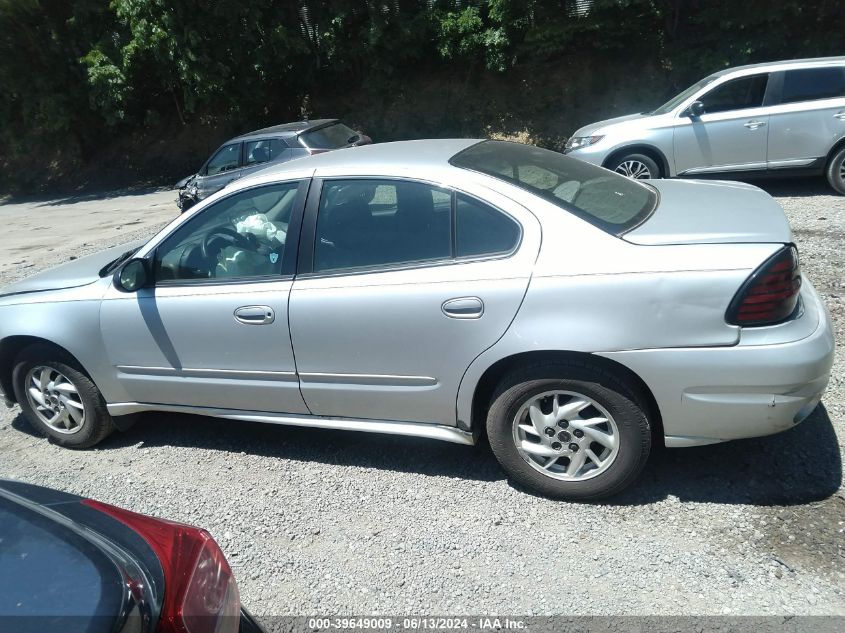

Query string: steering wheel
[201,226,256,261]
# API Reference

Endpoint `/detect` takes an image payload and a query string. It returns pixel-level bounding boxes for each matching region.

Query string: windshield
[299,122,358,149]
[650,74,719,115]
[450,141,657,235]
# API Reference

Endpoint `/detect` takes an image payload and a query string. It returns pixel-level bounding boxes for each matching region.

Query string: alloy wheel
[512,390,620,481]
[614,160,653,179]
[25,365,86,434]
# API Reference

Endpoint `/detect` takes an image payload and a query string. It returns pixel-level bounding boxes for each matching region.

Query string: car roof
[714,55,845,77]
[231,119,339,141]
[249,138,483,179]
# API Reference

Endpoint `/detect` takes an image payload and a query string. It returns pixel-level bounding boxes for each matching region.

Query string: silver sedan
[0,140,835,500]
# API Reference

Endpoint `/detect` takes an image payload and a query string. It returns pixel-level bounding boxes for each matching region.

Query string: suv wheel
[12,344,115,448]
[826,146,845,195]
[486,362,651,500]
[607,153,660,179]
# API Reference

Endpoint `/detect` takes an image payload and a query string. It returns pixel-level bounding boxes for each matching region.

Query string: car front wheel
[486,362,651,500]
[12,344,115,448]
[826,146,845,195]
[607,153,660,180]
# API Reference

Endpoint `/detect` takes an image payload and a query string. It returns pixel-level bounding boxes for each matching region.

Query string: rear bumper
[601,282,835,446]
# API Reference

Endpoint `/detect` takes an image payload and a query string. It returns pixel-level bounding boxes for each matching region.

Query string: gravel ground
[0,178,843,619]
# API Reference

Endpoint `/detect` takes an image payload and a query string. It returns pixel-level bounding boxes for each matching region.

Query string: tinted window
[699,74,768,113]
[245,138,287,166]
[315,179,451,272]
[301,122,358,149]
[450,141,656,235]
[456,195,520,257]
[156,182,300,281]
[781,67,845,103]
[204,143,241,175]
[0,499,123,619]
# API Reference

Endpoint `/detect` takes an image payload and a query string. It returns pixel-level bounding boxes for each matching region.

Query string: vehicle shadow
[742,176,834,198]
[9,404,842,506]
[0,185,172,208]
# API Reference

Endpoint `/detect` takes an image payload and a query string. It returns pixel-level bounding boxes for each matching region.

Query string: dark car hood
[174,174,196,189]
[0,240,146,298]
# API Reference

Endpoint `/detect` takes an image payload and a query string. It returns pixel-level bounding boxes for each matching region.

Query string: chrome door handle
[442,297,484,319]
[835,111,845,120]
[234,305,275,325]
[744,120,766,129]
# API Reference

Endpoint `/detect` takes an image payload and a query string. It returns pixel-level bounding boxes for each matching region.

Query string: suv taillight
[83,499,240,633]
[726,244,801,326]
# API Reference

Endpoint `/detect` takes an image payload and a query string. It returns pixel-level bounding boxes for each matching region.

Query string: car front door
[766,66,845,168]
[288,177,540,426]
[195,142,244,199]
[100,180,310,414]
[673,73,771,175]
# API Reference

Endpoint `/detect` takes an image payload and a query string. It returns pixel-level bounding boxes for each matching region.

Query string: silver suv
[565,57,845,194]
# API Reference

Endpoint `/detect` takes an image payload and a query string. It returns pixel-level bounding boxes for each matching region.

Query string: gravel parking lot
[0,179,843,619]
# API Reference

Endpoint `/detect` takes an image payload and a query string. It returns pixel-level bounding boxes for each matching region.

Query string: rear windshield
[450,141,657,235]
[300,122,358,149]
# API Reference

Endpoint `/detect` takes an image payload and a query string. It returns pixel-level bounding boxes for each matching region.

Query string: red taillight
[82,499,240,633]
[726,245,802,326]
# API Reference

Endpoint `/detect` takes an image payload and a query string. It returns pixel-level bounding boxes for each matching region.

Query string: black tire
[606,153,661,179]
[12,344,115,449]
[486,361,651,501]
[825,146,845,195]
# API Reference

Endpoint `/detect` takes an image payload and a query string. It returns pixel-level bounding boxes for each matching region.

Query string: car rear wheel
[826,146,845,195]
[486,362,651,500]
[607,153,660,180]
[12,344,115,448]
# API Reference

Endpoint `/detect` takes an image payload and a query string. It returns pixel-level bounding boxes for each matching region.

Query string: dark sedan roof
[232,119,338,141]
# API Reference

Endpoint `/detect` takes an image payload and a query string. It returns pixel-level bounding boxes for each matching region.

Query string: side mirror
[115,259,149,293]
[688,100,705,118]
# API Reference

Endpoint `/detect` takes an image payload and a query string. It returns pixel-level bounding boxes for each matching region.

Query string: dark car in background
[176,118,372,211]
[0,479,264,633]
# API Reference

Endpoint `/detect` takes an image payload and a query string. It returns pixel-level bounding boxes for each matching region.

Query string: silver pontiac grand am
[0,140,834,500]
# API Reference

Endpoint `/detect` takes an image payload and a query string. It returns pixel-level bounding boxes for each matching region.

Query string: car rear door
[673,72,772,175]
[288,177,540,426]
[766,65,845,168]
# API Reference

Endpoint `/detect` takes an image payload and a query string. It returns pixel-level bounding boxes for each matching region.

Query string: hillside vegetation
[1,0,842,195]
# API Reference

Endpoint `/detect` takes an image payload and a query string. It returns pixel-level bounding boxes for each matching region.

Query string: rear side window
[245,138,287,166]
[315,179,452,272]
[781,67,845,103]
[300,122,358,149]
[699,74,769,113]
[456,194,520,257]
[450,141,656,235]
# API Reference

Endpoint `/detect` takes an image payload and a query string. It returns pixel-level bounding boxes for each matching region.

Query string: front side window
[451,141,656,235]
[698,74,769,114]
[155,182,300,282]
[204,143,241,175]
[781,67,845,104]
[245,138,287,166]
[314,179,451,272]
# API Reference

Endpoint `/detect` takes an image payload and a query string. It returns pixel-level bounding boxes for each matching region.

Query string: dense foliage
[1,0,843,193]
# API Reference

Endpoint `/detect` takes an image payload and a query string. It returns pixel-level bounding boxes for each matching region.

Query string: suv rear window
[300,122,358,149]
[781,67,845,103]
[450,141,657,235]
